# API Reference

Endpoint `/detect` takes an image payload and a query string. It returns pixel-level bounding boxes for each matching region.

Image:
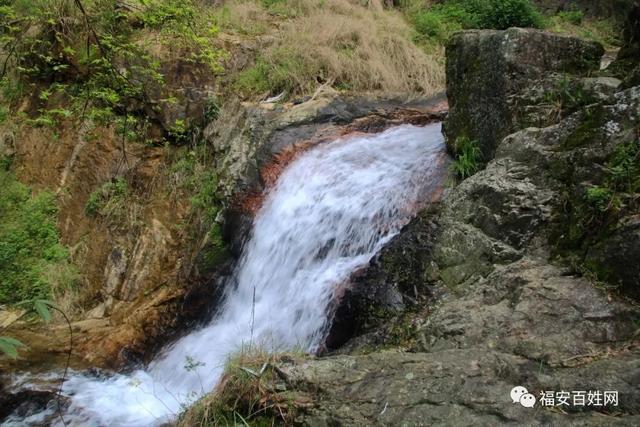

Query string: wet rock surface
[207,93,448,255]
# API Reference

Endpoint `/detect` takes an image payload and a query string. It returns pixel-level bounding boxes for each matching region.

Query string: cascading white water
[3,123,447,427]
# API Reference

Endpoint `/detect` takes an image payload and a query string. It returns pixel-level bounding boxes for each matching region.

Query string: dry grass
[226,0,444,98]
[213,0,273,36]
[177,348,312,427]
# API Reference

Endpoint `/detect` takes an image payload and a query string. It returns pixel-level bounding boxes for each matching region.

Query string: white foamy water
[3,123,447,427]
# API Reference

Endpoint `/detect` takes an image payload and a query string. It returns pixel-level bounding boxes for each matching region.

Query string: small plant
[585,186,616,213]
[0,155,12,171]
[608,139,640,193]
[203,97,220,123]
[169,119,190,144]
[451,136,482,180]
[561,137,640,251]
[543,76,597,121]
[558,9,584,26]
[169,145,227,266]
[85,177,128,218]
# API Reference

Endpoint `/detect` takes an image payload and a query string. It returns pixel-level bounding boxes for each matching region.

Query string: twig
[50,306,72,427]
[115,108,130,175]
[249,286,256,350]
[73,0,107,58]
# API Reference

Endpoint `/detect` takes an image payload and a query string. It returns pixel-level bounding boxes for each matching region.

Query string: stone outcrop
[608,2,640,89]
[262,28,640,426]
[444,28,603,161]
[282,345,639,426]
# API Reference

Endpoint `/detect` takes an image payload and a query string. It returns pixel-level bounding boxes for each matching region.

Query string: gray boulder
[444,28,603,161]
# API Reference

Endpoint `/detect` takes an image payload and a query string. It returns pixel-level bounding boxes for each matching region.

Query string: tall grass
[177,348,307,426]
[230,0,444,98]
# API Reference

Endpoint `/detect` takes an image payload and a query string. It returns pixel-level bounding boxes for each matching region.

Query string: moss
[581,257,620,288]
[552,130,640,291]
[196,231,230,273]
[561,105,607,150]
[0,155,12,171]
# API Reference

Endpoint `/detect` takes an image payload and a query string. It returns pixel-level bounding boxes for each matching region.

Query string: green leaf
[33,299,55,323]
[0,336,26,359]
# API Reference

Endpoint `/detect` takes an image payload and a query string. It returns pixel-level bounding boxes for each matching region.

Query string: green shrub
[0,170,76,304]
[558,9,584,25]
[137,0,196,28]
[0,155,11,171]
[585,186,616,213]
[412,8,468,42]
[85,177,128,218]
[1,0,226,144]
[410,0,543,42]
[467,0,544,30]
[451,136,482,179]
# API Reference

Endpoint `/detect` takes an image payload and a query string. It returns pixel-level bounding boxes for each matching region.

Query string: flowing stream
[3,123,447,427]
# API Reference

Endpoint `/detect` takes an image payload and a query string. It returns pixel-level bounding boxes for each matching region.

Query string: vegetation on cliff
[0,168,76,305]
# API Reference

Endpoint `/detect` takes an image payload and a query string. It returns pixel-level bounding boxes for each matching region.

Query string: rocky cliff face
[248,23,640,427]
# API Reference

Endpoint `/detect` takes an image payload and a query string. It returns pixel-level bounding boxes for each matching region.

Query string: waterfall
[3,123,447,427]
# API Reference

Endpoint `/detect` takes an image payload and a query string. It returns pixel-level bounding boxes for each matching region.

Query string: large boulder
[608,2,640,88]
[444,28,603,161]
